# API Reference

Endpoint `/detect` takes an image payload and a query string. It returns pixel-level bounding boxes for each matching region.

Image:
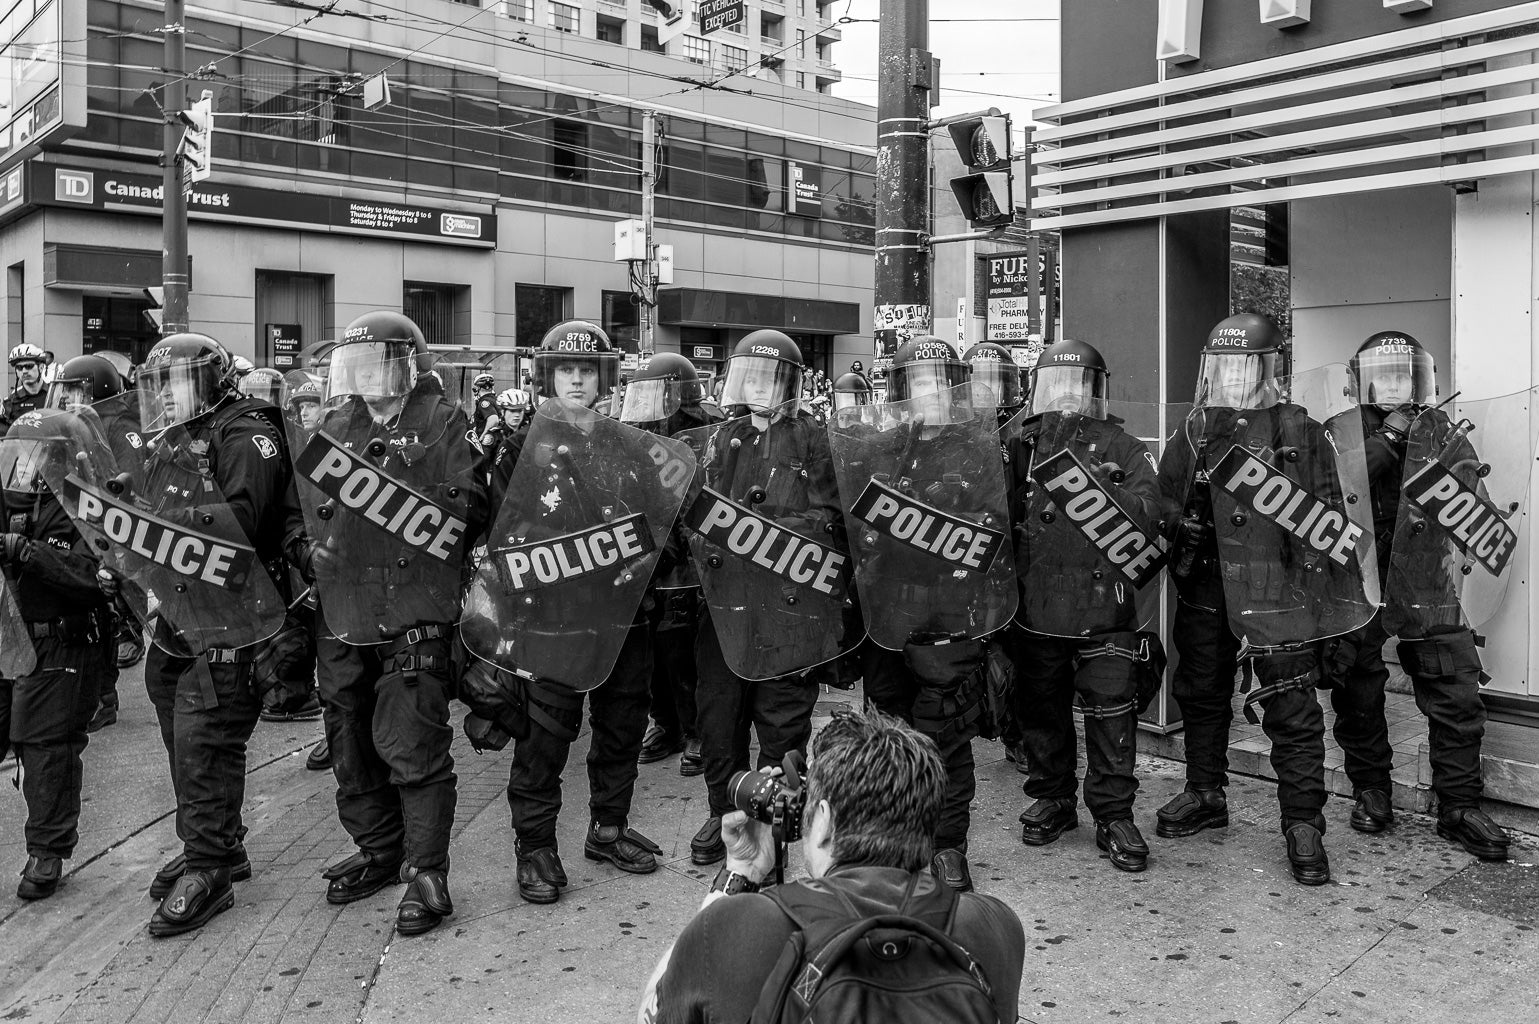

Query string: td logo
[55,169,94,204]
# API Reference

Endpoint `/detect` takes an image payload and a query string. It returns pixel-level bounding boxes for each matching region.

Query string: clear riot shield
[1385,388,1538,635]
[0,574,35,678]
[459,399,693,691]
[36,401,151,632]
[1185,363,1379,648]
[1009,402,1169,638]
[290,395,477,644]
[829,383,1016,650]
[677,400,853,681]
[58,420,285,656]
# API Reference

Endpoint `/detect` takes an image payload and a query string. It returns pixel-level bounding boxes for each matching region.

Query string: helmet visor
[832,389,870,412]
[0,437,60,494]
[722,355,800,415]
[242,374,284,406]
[619,378,683,424]
[327,342,416,402]
[138,355,219,430]
[534,351,619,408]
[1029,366,1107,419]
[969,361,1021,410]
[1195,352,1281,410]
[1355,347,1434,408]
[888,361,969,404]
[45,378,95,412]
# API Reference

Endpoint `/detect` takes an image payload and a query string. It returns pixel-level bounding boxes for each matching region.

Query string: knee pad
[1397,629,1488,685]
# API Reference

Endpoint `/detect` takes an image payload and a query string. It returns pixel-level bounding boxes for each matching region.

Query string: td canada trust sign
[38,164,495,248]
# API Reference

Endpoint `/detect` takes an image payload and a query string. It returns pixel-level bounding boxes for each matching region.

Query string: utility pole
[873,0,932,369]
[161,0,189,335]
[639,109,658,356]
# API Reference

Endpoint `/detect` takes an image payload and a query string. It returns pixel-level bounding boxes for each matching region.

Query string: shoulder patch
[253,434,279,460]
[126,432,143,449]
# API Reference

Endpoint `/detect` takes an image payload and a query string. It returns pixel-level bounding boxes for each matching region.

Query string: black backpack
[749,875,1000,1024]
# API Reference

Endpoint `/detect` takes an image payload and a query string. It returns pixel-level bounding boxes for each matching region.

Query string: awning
[657,288,860,335]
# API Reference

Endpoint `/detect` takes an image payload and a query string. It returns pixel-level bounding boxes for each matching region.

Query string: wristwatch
[709,866,762,895]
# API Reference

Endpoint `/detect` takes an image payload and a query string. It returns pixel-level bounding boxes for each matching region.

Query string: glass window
[550,2,579,33]
[681,35,710,65]
[640,26,664,53]
[552,119,587,182]
[602,291,640,353]
[720,45,748,73]
[516,285,571,347]
[505,0,534,22]
[404,283,468,348]
[596,16,624,45]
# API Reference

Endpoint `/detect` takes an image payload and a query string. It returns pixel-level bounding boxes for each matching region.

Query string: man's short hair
[808,708,946,873]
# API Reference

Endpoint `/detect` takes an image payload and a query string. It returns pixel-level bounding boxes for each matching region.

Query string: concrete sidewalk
[2,673,1537,1024]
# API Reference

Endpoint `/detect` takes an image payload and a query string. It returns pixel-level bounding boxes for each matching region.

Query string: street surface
[3,665,1537,1024]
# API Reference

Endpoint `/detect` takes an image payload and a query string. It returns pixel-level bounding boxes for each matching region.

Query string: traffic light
[143,286,164,331]
[946,114,1014,229]
[178,89,214,185]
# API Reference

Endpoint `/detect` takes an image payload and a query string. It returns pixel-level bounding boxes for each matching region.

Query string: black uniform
[1,386,46,428]
[1007,413,1160,823]
[488,417,656,855]
[141,397,299,874]
[312,384,486,876]
[1327,406,1488,810]
[0,485,114,866]
[1158,404,1346,829]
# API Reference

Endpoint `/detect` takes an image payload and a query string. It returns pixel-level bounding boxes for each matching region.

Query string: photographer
[638,708,1024,1024]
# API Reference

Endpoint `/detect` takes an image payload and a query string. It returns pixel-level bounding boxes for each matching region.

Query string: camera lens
[728,769,782,825]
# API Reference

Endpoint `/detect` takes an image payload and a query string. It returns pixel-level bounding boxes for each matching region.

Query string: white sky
[829,0,1061,128]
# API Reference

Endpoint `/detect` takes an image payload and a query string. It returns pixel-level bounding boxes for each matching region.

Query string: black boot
[1437,807,1510,861]
[516,844,567,904]
[149,867,234,937]
[1019,797,1079,846]
[1349,789,1394,834]
[690,816,724,865]
[1095,819,1149,873]
[1155,786,1228,838]
[1284,820,1331,886]
[322,850,403,905]
[150,850,251,900]
[306,737,332,771]
[930,848,973,892]
[17,855,62,900]
[638,723,683,764]
[584,822,660,874]
[396,867,452,936]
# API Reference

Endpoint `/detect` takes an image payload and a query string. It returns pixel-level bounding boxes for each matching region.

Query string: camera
[728,751,807,843]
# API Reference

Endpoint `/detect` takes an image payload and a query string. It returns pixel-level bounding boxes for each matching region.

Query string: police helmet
[963,342,1024,409]
[138,333,237,429]
[242,367,286,407]
[8,343,45,367]
[888,336,969,404]
[96,350,134,387]
[620,351,701,424]
[720,330,803,415]
[328,311,430,404]
[1029,339,1110,418]
[1195,313,1287,410]
[533,320,619,407]
[1350,330,1436,409]
[473,372,497,391]
[46,354,124,411]
[831,371,873,412]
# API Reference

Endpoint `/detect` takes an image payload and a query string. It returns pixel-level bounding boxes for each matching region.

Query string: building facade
[0,0,875,382]
[1039,1,1539,788]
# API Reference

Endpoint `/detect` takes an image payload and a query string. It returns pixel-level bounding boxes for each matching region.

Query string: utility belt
[378,623,451,675]
[26,610,107,645]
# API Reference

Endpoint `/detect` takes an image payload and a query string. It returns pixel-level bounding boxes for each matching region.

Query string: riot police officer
[1006,340,1163,872]
[129,333,299,935]
[831,370,873,412]
[847,337,1016,892]
[1325,332,1510,859]
[621,352,720,774]
[0,410,116,898]
[3,343,51,426]
[1157,314,1372,886]
[487,320,663,905]
[963,342,1024,425]
[44,354,141,725]
[688,331,837,867]
[293,311,486,935]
